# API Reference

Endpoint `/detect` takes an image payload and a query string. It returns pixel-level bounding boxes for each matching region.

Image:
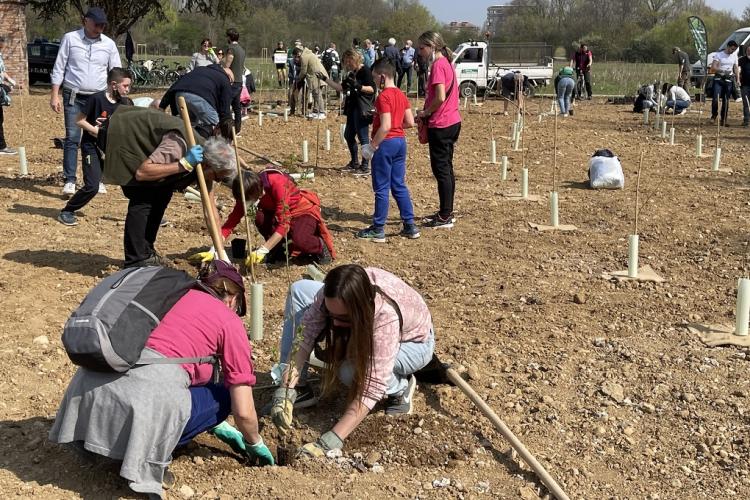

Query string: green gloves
[270,387,296,435]
[209,421,275,466]
[209,421,247,454]
[246,437,275,466]
[299,430,344,458]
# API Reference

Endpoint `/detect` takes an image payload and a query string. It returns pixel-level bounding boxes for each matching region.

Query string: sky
[420,0,746,27]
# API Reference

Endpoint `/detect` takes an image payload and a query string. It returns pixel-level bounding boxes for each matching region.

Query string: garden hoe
[416,355,570,500]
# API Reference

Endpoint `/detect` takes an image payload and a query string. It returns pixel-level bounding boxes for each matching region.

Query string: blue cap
[84,7,107,25]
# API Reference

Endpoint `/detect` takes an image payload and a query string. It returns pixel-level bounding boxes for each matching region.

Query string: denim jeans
[711,77,734,122]
[556,77,575,114]
[176,383,232,447]
[176,91,219,127]
[371,137,415,227]
[666,99,690,112]
[62,89,92,183]
[63,141,102,213]
[742,85,750,124]
[279,279,435,397]
[344,111,370,165]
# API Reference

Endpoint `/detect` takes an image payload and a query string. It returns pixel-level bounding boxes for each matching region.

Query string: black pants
[397,66,413,91]
[231,82,243,133]
[417,71,427,97]
[122,184,174,266]
[63,141,101,212]
[427,122,461,218]
[0,104,6,149]
[576,70,592,98]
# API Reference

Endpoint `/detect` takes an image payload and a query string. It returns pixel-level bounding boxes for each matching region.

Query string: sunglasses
[217,51,224,55]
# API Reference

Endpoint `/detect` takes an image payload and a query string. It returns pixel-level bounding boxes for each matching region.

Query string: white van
[691,26,749,87]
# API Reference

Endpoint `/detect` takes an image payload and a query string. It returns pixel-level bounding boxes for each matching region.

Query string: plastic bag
[588,151,624,189]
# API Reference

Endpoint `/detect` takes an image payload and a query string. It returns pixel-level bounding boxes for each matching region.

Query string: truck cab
[453,40,553,98]
[690,27,749,88]
[27,38,60,85]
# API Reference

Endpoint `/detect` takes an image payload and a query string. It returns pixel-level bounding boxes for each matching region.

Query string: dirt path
[0,92,748,498]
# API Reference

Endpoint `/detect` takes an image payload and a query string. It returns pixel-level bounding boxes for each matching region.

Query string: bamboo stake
[634,151,644,235]
[315,112,320,169]
[237,145,283,167]
[553,103,558,193]
[177,96,229,262]
[232,129,256,281]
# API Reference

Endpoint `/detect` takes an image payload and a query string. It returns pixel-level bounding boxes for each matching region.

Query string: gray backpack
[62,266,215,373]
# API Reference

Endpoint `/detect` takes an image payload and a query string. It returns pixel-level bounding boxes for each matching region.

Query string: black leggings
[427,122,461,218]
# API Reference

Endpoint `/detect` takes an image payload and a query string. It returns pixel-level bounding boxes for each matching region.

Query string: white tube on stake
[643,108,649,124]
[325,129,331,151]
[712,147,721,171]
[490,139,497,163]
[18,146,28,175]
[340,123,346,143]
[521,168,529,199]
[669,127,675,145]
[258,111,263,126]
[550,191,559,227]
[661,120,667,138]
[284,108,289,122]
[737,278,750,336]
[473,94,478,105]
[511,122,517,143]
[501,156,508,180]
[249,283,264,341]
[627,234,639,278]
[696,134,702,157]
[302,140,309,163]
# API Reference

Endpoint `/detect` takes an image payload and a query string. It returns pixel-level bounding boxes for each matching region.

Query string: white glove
[361,143,376,161]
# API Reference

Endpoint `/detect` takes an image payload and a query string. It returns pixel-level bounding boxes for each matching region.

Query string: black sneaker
[353,166,370,177]
[385,375,416,415]
[342,161,358,171]
[315,239,332,264]
[293,385,319,409]
[400,223,421,239]
[58,211,78,226]
[356,225,386,242]
[160,217,169,227]
[422,212,456,224]
[125,253,165,268]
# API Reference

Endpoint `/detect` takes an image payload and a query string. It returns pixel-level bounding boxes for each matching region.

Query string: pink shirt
[425,56,461,129]
[299,268,432,409]
[146,289,255,388]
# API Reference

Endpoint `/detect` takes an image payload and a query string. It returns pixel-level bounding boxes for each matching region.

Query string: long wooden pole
[444,366,570,500]
[177,96,229,262]
[237,145,283,167]
[232,129,256,281]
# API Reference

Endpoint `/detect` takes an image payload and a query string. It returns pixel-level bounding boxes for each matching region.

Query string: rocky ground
[0,89,748,499]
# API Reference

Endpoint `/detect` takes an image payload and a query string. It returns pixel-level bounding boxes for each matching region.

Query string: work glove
[298,431,344,458]
[360,143,376,161]
[209,421,247,455]
[315,71,327,82]
[270,387,296,435]
[246,437,275,466]
[188,246,216,263]
[246,246,269,267]
[180,144,204,172]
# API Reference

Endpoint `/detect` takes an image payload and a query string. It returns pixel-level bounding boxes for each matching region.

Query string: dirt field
[0,89,748,499]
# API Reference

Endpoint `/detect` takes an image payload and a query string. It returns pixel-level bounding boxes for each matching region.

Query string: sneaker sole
[356,236,386,243]
[57,216,78,226]
[426,222,454,229]
[422,216,456,224]
[401,232,421,239]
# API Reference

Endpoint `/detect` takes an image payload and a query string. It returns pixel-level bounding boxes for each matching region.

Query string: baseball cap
[197,260,247,316]
[84,7,107,25]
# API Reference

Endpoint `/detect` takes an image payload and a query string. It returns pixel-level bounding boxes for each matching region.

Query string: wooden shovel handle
[444,366,570,500]
[176,96,229,262]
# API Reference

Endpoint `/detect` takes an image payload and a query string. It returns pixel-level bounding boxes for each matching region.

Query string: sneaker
[677,109,687,115]
[162,468,177,490]
[315,239,332,264]
[352,166,370,177]
[125,253,165,268]
[98,183,107,194]
[62,182,76,196]
[342,161,358,171]
[356,225,386,243]
[293,385,320,409]
[743,121,749,127]
[423,214,454,229]
[160,217,168,227]
[562,113,569,117]
[58,211,78,226]
[385,375,416,415]
[400,223,421,239]
[0,147,18,155]
[313,112,326,120]
[422,212,456,224]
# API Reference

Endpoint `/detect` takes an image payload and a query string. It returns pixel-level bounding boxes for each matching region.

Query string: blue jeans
[370,137,415,228]
[177,383,232,447]
[62,89,92,183]
[742,85,750,124]
[666,99,690,112]
[711,77,734,122]
[177,91,219,127]
[344,112,370,165]
[556,77,575,114]
[279,279,435,397]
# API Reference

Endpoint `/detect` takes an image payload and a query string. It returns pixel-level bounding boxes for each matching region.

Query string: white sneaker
[62,182,76,196]
[98,183,107,194]
[314,112,327,120]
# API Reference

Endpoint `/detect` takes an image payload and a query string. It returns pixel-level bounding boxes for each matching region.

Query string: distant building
[0,0,29,92]
[484,2,521,38]
[445,21,480,34]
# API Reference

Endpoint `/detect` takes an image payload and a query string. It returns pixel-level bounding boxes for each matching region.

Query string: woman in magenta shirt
[415,31,461,229]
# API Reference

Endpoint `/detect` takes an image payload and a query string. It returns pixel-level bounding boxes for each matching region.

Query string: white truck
[453,41,554,98]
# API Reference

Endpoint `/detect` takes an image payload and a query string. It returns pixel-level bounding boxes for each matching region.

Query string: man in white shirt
[710,40,739,126]
[663,83,691,115]
[50,7,121,196]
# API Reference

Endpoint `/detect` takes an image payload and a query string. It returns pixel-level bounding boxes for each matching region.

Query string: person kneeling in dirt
[102,106,237,267]
[49,261,273,498]
[271,264,435,457]
[501,70,528,115]
[661,82,691,115]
